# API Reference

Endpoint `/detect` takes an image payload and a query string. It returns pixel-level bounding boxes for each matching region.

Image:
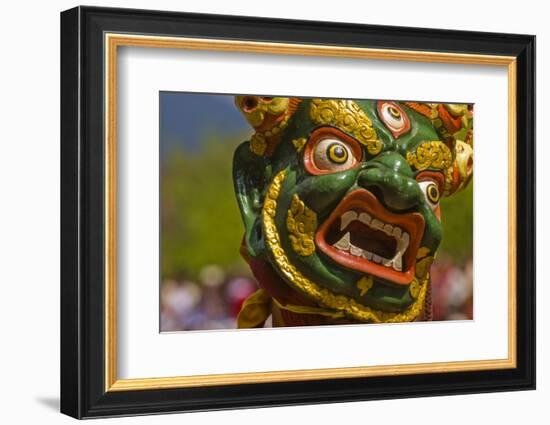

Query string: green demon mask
[233,96,473,327]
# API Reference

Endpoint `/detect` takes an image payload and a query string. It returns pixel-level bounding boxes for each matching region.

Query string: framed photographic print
[60,6,536,419]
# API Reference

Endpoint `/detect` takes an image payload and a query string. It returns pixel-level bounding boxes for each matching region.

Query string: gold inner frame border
[104,33,517,392]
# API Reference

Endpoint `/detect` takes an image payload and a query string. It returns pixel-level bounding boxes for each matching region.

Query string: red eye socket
[416,171,444,192]
[304,127,363,175]
[377,101,410,138]
[416,171,444,214]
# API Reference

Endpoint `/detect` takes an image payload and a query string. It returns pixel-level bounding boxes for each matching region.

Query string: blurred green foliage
[161,132,473,280]
[161,133,249,280]
[439,181,473,263]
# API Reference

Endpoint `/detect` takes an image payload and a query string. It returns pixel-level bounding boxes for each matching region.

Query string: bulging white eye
[378,101,410,137]
[304,127,363,175]
[313,138,356,171]
[418,180,441,209]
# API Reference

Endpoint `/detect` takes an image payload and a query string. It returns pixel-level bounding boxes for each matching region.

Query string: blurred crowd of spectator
[430,256,474,321]
[160,265,257,332]
[160,258,473,332]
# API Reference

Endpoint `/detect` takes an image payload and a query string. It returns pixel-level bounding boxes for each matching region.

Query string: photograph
[58,5,535,418]
[159,94,474,331]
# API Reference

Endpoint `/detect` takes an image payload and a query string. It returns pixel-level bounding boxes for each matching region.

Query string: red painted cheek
[434,206,441,221]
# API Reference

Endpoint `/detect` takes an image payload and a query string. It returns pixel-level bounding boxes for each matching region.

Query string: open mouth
[315,189,425,285]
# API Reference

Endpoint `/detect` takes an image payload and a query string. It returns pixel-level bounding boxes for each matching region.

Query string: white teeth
[392,226,402,239]
[358,212,371,225]
[334,232,351,251]
[331,210,412,272]
[392,256,402,271]
[388,232,409,272]
[350,245,363,257]
[340,211,357,230]
[397,233,410,254]
[371,219,384,230]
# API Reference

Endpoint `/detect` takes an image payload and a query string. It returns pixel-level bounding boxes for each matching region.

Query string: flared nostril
[363,185,386,206]
[357,169,421,213]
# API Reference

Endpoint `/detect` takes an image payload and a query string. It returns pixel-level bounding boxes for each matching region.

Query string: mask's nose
[356,153,421,212]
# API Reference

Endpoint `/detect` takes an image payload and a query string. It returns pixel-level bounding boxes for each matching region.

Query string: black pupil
[429,186,438,200]
[332,145,345,158]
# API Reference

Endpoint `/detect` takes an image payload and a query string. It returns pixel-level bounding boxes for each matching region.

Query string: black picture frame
[60,5,536,419]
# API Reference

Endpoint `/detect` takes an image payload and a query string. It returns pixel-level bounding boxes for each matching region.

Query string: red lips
[315,189,425,285]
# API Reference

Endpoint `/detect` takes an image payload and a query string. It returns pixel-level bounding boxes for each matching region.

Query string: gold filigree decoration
[236,96,290,128]
[415,256,434,280]
[286,194,317,256]
[455,140,473,180]
[236,96,302,156]
[292,137,307,152]
[406,141,453,171]
[443,165,455,196]
[357,276,374,296]
[440,140,474,197]
[262,170,427,323]
[250,133,267,156]
[309,99,382,155]
[416,247,431,259]
[409,276,423,299]
[249,117,290,156]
